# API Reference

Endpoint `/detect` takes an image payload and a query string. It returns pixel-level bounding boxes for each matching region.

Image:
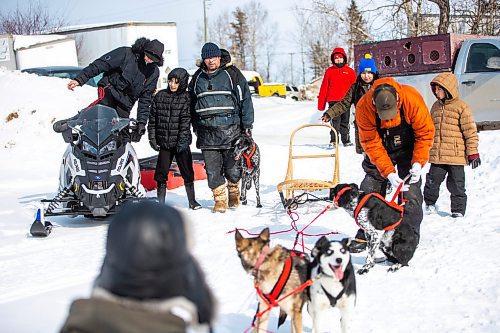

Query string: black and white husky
[308,237,356,333]
[233,134,262,208]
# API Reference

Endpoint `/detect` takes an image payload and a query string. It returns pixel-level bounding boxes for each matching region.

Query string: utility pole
[203,0,209,43]
[289,52,294,84]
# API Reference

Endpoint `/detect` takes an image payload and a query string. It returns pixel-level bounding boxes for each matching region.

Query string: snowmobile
[30,104,145,237]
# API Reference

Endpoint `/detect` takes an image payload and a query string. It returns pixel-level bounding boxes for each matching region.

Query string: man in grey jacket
[189,42,254,213]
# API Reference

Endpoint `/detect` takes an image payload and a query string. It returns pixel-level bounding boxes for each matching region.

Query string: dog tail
[278,309,287,328]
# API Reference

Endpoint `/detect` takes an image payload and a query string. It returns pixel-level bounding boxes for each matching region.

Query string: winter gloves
[149,139,160,151]
[409,163,422,184]
[468,154,481,169]
[387,173,409,191]
[137,123,147,135]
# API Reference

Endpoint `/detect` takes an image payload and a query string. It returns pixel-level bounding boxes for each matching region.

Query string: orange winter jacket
[355,78,435,178]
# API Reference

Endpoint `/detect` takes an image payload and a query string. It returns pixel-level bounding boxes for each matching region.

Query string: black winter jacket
[148,68,192,150]
[74,38,161,125]
[189,49,254,149]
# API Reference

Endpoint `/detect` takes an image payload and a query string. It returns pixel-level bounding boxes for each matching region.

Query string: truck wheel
[272,93,279,97]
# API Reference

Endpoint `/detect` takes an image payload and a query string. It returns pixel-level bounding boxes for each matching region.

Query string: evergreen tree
[230,7,249,69]
[346,0,369,62]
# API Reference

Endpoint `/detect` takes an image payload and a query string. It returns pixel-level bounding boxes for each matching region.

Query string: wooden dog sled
[277,123,340,208]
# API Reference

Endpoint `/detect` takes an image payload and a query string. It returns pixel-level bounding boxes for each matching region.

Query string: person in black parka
[67,37,164,141]
[148,68,201,209]
[189,42,254,213]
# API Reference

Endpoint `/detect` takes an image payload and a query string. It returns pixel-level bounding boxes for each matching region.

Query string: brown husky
[235,228,309,333]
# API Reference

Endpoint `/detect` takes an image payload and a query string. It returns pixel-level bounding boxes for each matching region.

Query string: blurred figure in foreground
[60,201,215,333]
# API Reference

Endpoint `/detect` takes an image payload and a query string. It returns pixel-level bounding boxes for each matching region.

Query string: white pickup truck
[354,34,500,129]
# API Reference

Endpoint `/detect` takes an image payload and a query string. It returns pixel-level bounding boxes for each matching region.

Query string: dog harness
[242,143,257,170]
[354,192,404,231]
[334,185,405,231]
[318,267,346,307]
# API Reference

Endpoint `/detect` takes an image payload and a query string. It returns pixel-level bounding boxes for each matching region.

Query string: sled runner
[277,123,340,208]
[139,152,207,191]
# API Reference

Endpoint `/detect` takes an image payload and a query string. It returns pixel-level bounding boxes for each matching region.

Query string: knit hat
[144,39,164,63]
[201,42,221,60]
[373,84,398,120]
[358,53,377,75]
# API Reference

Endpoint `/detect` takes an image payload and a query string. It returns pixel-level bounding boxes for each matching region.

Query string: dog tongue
[331,264,344,280]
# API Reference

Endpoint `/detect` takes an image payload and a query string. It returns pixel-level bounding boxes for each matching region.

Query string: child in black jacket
[148,68,201,209]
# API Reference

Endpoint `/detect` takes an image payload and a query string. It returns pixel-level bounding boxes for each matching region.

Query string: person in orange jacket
[350,78,434,266]
[317,47,357,147]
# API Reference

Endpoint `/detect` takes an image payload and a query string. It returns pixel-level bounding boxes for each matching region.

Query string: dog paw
[242,200,247,205]
[387,263,402,273]
[256,203,262,208]
[357,267,370,275]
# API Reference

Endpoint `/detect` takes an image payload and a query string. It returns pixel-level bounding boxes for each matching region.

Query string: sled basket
[277,124,340,208]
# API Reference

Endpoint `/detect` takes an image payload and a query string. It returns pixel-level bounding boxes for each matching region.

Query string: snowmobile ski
[30,208,53,237]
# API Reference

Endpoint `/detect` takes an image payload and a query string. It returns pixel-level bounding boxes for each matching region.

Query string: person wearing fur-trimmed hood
[423,72,480,218]
[189,42,255,213]
[60,201,216,333]
[67,38,164,141]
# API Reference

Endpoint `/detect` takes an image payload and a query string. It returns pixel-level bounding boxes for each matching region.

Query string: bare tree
[429,0,450,33]
[0,0,66,34]
[230,7,249,69]
[452,0,499,35]
[244,0,268,72]
[262,21,279,82]
[292,3,314,84]
[208,11,232,50]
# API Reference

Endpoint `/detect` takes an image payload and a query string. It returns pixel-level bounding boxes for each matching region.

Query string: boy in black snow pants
[148,68,201,209]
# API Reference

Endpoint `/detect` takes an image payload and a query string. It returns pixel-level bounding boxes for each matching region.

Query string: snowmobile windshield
[67,105,129,146]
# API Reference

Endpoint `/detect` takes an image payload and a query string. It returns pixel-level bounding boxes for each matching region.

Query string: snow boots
[212,184,227,213]
[227,181,240,208]
[349,228,368,253]
[157,182,167,204]
[185,183,201,210]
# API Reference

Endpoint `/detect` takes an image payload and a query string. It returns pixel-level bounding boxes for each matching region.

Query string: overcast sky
[1,0,306,69]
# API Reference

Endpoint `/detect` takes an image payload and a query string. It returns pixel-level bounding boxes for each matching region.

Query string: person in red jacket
[318,47,357,147]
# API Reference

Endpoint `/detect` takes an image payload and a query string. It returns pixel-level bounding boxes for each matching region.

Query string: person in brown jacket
[60,201,215,333]
[423,72,480,218]
[349,78,435,265]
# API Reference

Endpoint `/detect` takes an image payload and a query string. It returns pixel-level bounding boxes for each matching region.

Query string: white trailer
[0,34,78,70]
[55,22,178,89]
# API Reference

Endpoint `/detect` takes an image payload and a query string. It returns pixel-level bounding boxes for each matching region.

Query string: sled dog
[331,183,419,274]
[233,134,262,208]
[235,228,308,333]
[308,237,356,333]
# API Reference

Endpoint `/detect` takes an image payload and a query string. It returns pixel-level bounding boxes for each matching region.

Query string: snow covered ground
[1,68,499,332]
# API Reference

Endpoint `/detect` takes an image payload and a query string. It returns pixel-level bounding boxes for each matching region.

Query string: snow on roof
[13,34,69,50]
[55,21,176,33]
[241,70,261,81]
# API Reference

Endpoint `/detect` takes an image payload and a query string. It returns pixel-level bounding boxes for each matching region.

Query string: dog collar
[242,143,257,170]
[334,186,352,207]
